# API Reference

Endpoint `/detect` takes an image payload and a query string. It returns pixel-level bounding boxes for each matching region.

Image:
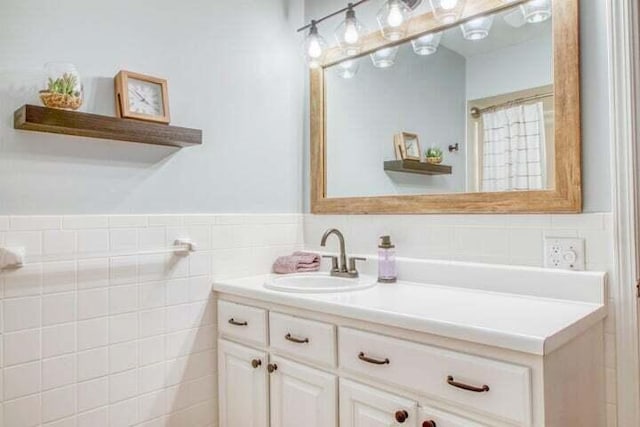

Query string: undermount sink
[264,273,377,293]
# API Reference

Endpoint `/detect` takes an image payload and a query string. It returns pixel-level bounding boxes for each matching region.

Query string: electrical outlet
[544,237,585,270]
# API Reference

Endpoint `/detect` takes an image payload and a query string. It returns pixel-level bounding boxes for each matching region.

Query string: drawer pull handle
[358,352,390,365]
[394,410,409,423]
[285,333,310,344]
[447,375,490,393]
[251,359,262,369]
[422,421,437,427]
[267,363,278,374]
[228,318,248,327]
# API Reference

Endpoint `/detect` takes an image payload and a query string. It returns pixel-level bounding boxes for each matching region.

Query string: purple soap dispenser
[378,235,397,283]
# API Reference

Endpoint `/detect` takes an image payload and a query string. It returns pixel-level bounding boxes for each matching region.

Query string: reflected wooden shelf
[384,160,452,176]
[14,104,202,148]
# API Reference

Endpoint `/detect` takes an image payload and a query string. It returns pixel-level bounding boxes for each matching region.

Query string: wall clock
[114,70,170,124]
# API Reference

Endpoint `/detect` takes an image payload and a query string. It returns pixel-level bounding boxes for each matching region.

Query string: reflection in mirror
[324,3,554,199]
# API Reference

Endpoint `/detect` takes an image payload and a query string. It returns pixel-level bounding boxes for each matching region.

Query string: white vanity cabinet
[215,276,606,427]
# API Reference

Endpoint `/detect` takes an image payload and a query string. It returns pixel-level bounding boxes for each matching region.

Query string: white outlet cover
[544,237,585,271]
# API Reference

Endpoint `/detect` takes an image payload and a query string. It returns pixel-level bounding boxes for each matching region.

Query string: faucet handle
[348,257,367,274]
[322,255,339,272]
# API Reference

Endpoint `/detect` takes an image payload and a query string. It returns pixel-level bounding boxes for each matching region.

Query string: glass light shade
[429,0,466,24]
[460,15,494,41]
[335,9,367,55]
[370,47,399,68]
[521,0,552,23]
[377,0,411,41]
[411,32,443,55]
[303,24,327,69]
[336,59,360,79]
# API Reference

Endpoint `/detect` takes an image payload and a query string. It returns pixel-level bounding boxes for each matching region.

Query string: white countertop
[213,275,607,355]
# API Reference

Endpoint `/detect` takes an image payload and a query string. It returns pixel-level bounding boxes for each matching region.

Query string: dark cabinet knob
[395,410,409,423]
[422,421,437,427]
[267,363,278,373]
[251,359,261,369]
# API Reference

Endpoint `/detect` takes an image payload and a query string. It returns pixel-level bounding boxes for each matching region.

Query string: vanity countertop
[213,275,607,356]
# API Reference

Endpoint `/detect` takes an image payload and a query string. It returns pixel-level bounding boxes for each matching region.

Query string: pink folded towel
[273,251,321,274]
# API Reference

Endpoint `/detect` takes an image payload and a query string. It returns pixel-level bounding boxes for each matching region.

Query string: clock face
[127,78,164,117]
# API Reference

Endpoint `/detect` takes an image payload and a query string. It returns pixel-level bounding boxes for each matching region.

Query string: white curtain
[481,102,546,192]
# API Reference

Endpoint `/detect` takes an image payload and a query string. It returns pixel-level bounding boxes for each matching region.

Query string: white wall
[325,45,467,197]
[0,0,305,214]
[466,32,553,100]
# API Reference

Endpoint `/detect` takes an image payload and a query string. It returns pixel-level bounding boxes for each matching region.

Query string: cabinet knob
[422,421,437,427]
[251,359,262,369]
[267,363,278,374]
[394,410,409,423]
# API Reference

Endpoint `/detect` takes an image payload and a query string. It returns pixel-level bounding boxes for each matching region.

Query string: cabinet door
[340,379,418,427]
[269,355,337,427]
[419,406,488,427]
[218,339,268,427]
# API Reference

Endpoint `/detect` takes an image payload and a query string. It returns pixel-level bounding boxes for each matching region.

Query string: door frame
[608,0,640,425]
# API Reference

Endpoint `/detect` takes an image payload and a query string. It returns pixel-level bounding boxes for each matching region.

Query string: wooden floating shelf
[384,160,452,176]
[14,104,202,148]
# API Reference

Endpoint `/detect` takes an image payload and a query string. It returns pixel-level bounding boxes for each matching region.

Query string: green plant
[425,147,443,158]
[46,73,80,97]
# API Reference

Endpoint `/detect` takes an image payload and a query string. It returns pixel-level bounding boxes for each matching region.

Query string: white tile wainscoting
[0,214,303,427]
[305,212,618,427]
[0,213,618,427]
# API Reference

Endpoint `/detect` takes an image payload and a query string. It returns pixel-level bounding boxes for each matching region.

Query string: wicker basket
[426,156,443,165]
[39,91,82,110]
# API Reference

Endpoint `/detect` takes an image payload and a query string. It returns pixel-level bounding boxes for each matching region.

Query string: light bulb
[440,0,459,10]
[377,0,411,41]
[344,20,359,44]
[308,39,322,58]
[335,7,366,55]
[303,22,327,68]
[430,0,465,24]
[388,3,405,27]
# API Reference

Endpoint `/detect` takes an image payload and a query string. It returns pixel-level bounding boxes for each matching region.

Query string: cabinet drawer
[338,327,531,426]
[419,406,488,427]
[218,300,268,346]
[269,312,336,367]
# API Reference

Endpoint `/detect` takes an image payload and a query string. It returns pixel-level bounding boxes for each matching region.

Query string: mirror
[311,0,581,214]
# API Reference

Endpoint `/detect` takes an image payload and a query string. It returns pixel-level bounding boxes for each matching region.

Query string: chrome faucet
[320,228,366,278]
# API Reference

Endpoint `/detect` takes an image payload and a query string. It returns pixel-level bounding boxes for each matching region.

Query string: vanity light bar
[296,0,372,33]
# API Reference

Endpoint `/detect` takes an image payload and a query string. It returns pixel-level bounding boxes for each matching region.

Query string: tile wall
[0,214,303,427]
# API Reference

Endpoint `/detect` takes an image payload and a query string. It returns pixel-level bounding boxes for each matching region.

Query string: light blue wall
[0,0,306,214]
[303,0,612,213]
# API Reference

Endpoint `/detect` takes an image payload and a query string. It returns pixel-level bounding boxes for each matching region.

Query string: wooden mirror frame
[310,0,580,214]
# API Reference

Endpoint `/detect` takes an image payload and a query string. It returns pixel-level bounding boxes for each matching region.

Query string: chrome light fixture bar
[296,0,373,34]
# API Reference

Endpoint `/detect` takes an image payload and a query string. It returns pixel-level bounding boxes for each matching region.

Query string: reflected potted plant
[425,147,443,164]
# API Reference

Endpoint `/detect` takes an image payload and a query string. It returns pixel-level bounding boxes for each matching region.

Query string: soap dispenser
[378,235,397,283]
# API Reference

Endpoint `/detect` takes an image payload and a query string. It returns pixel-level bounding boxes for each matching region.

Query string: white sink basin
[264,273,377,293]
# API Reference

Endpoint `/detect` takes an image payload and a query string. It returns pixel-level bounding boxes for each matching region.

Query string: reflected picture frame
[396,132,422,161]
